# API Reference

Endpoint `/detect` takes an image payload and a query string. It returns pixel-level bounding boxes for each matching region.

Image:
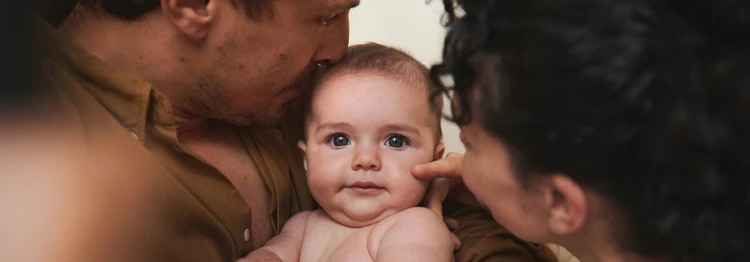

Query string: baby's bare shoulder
[396,207,441,218]
[389,207,443,225]
[291,210,315,222]
[368,207,454,261]
[370,207,448,242]
[283,210,314,231]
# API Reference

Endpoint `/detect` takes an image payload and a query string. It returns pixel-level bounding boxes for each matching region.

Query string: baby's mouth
[346,181,385,195]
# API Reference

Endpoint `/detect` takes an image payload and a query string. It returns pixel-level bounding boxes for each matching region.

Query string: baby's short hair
[310,42,444,139]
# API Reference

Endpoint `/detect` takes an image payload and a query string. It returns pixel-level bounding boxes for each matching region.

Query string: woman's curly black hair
[430,0,750,261]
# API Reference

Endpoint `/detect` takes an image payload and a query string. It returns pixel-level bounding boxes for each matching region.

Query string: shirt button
[244,229,250,242]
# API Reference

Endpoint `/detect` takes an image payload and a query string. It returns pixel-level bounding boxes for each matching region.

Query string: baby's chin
[325,207,403,228]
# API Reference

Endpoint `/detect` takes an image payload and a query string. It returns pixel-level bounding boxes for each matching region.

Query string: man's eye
[385,135,408,148]
[320,13,340,26]
[328,134,350,147]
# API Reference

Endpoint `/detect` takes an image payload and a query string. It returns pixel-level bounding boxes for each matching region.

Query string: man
[5,0,556,261]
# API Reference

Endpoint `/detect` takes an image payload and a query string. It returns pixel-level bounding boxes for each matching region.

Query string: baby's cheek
[306,170,332,198]
[400,178,430,206]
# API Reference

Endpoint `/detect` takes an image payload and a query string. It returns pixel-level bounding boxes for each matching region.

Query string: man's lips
[286,64,318,90]
[277,65,316,99]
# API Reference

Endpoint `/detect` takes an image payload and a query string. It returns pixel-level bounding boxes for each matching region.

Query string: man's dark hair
[80,0,270,20]
[431,0,750,261]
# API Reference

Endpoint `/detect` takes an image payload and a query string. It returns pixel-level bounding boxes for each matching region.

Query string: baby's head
[298,43,444,227]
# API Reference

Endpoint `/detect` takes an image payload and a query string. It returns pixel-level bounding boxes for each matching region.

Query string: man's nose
[311,13,350,65]
[351,143,381,171]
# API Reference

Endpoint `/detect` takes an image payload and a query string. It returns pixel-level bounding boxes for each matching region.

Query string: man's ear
[161,0,215,40]
[543,174,587,236]
[297,140,308,172]
[433,141,446,161]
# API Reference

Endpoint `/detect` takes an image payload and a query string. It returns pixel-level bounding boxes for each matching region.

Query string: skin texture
[61,0,358,127]
[457,118,552,242]
[169,0,355,127]
[249,72,453,262]
[300,73,444,228]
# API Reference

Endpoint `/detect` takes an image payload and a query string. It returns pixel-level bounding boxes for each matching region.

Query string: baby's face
[300,73,443,228]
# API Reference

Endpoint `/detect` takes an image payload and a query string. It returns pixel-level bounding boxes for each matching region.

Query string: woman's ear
[297,140,308,172]
[433,142,446,161]
[543,174,587,236]
[161,0,215,40]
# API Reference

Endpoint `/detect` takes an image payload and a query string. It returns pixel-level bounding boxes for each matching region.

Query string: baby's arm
[239,211,311,262]
[371,207,454,262]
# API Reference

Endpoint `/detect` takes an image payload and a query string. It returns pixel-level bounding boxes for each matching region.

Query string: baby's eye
[385,135,408,148]
[328,134,350,147]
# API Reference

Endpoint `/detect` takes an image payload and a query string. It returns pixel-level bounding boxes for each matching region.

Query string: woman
[417,0,750,261]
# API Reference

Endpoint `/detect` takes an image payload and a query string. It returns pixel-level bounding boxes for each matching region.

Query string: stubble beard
[183,59,317,128]
[182,73,287,128]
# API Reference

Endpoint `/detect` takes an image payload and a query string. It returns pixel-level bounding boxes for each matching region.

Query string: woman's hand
[415,152,464,215]
[415,153,481,209]
[414,152,476,251]
[412,152,464,181]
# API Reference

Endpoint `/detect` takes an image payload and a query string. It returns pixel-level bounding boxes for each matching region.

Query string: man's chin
[221,106,289,128]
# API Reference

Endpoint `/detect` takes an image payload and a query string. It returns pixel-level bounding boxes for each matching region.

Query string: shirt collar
[32,14,173,142]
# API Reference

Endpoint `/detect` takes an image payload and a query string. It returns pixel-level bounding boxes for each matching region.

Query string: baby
[245,43,453,262]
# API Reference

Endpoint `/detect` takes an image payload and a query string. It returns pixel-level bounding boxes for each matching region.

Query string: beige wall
[348,0,465,154]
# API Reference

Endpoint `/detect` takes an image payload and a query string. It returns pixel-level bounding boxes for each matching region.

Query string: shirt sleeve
[445,200,559,262]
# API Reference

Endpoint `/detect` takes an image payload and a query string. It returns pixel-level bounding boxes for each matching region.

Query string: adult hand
[415,152,482,210]
[421,177,462,250]
[412,152,464,181]
[415,152,467,251]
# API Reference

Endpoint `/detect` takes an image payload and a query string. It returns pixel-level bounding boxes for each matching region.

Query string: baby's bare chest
[300,216,378,262]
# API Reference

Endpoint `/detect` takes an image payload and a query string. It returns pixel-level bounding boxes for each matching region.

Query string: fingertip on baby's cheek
[410,164,427,178]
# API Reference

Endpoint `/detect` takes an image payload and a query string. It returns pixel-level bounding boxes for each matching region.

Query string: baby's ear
[297,140,308,172]
[433,142,446,161]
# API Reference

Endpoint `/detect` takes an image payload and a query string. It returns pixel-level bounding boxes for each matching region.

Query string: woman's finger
[411,152,464,180]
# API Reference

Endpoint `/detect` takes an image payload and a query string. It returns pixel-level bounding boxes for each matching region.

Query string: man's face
[300,73,443,228]
[184,0,358,126]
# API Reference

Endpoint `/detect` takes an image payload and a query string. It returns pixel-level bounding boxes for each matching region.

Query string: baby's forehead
[310,73,433,118]
[307,75,441,135]
[314,71,431,97]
